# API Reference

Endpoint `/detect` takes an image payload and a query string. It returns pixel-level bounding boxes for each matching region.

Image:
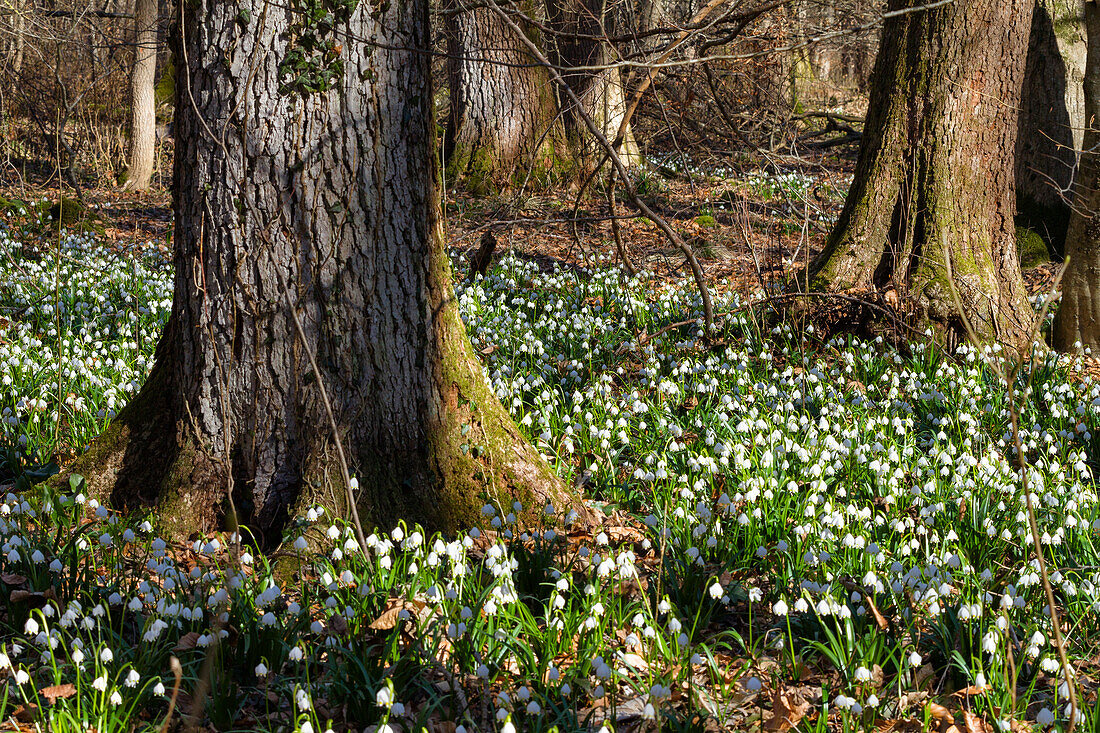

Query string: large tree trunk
[1054,1,1100,352]
[66,0,573,540]
[810,0,1036,347]
[444,2,564,194]
[546,0,640,171]
[1016,0,1086,256]
[123,0,157,190]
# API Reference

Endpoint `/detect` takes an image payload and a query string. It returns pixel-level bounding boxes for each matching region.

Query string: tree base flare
[59,312,585,542]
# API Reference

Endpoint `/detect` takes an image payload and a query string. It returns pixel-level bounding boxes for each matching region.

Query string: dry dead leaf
[838,577,889,631]
[424,721,456,733]
[914,663,936,691]
[327,613,348,635]
[173,631,200,651]
[9,588,54,606]
[369,597,431,630]
[875,720,924,733]
[38,684,76,704]
[763,688,810,731]
[928,702,965,733]
[1,573,27,586]
[692,685,720,718]
[953,685,987,698]
[871,664,885,687]
[928,702,953,722]
[959,710,988,733]
[866,597,889,631]
[605,525,645,544]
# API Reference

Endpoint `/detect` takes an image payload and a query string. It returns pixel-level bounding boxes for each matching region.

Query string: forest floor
[1,151,1098,733]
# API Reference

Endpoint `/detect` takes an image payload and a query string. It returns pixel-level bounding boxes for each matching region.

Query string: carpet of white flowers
[2,224,1100,732]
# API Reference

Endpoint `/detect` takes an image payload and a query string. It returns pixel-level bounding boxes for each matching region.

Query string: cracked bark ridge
[810,0,1037,348]
[546,0,640,171]
[444,1,565,193]
[1055,0,1100,352]
[64,0,578,541]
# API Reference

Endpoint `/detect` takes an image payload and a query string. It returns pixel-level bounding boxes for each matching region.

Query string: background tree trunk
[546,0,640,171]
[1054,0,1100,352]
[444,2,564,194]
[123,0,156,190]
[810,0,1036,347]
[67,0,571,540]
[635,0,664,35]
[1016,0,1086,257]
[13,6,25,75]
[749,6,795,145]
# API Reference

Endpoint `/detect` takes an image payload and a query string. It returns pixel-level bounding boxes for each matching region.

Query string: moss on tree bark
[810,0,1036,348]
[1054,0,1100,353]
[443,3,567,194]
[60,0,582,542]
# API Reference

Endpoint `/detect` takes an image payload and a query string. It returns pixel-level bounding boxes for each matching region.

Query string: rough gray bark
[123,0,157,190]
[811,0,1036,348]
[67,0,572,540]
[444,2,564,193]
[1054,0,1100,352]
[1016,0,1086,255]
[546,0,640,170]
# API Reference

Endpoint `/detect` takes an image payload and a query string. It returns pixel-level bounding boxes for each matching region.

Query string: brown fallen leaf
[929,702,961,733]
[959,710,988,733]
[369,597,430,630]
[929,702,953,721]
[173,631,200,651]
[763,688,809,731]
[871,664,884,687]
[9,588,55,607]
[875,720,924,733]
[327,613,348,636]
[838,577,889,631]
[953,685,987,698]
[38,684,76,704]
[914,663,937,691]
[423,720,457,733]
[1,573,27,586]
